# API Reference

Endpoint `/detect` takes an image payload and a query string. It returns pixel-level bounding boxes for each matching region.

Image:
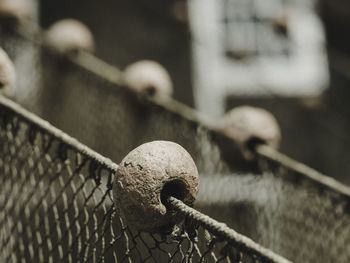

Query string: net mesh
[32,49,234,177]
[197,166,350,263]
[257,158,350,262]
[11,48,348,263]
[2,32,350,262]
[0,99,285,263]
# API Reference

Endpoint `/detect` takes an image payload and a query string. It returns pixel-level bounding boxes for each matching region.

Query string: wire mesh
[0,98,287,263]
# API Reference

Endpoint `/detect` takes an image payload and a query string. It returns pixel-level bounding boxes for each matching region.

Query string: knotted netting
[0,96,288,263]
[2,23,350,263]
[34,50,350,262]
[34,48,233,177]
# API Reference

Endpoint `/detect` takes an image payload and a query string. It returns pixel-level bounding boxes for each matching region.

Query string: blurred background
[28,0,350,184]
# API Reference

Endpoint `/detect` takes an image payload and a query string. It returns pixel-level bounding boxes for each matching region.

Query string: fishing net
[0,97,287,263]
[0,24,40,106]
[33,49,236,176]
[1,27,350,263]
[34,50,350,263]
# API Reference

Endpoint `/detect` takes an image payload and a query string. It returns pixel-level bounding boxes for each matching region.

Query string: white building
[189,0,329,118]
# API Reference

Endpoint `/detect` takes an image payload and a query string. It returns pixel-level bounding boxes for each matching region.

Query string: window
[189,0,329,117]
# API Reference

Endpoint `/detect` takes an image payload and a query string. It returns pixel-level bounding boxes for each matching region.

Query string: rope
[7,16,350,206]
[0,95,291,261]
[166,196,292,263]
[255,143,350,198]
[10,21,215,128]
[14,22,124,85]
[0,95,119,172]
[70,50,123,85]
[4,18,350,261]
[3,15,350,263]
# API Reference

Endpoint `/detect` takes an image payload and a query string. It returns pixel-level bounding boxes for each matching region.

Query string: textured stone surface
[219,106,281,160]
[44,19,95,54]
[0,48,15,98]
[122,60,173,100]
[113,140,199,232]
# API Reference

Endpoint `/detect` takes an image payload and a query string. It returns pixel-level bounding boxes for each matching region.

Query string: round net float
[44,19,95,54]
[0,47,16,98]
[218,106,281,160]
[122,60,173,101]
[113,140,199,233]
[0,0,35,25]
